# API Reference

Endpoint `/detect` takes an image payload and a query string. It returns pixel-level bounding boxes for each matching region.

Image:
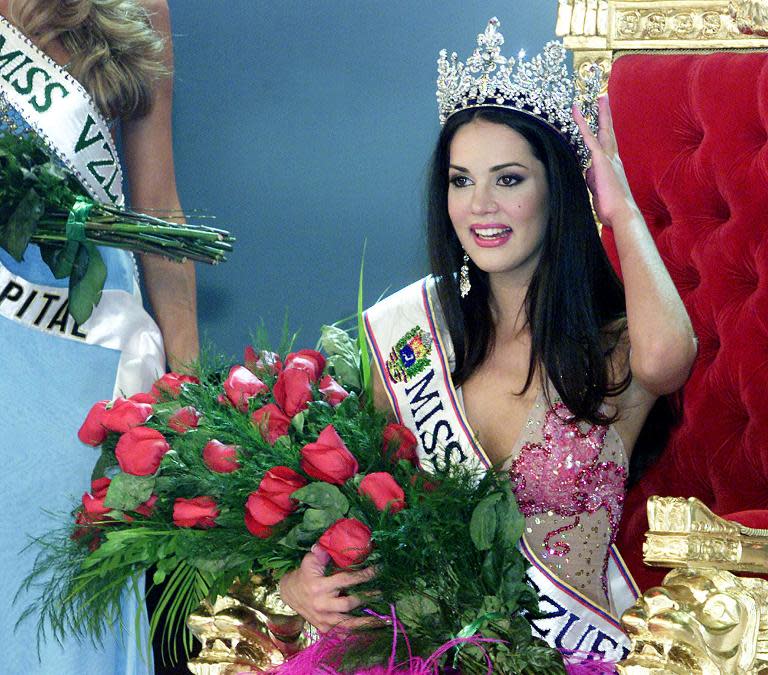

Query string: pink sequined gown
[487,387,628,612]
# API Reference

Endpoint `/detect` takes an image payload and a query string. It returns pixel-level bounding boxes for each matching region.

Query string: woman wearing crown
[279,17,695,663]
[0,1,195,673]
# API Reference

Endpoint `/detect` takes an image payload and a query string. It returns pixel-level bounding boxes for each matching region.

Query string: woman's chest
[460,358,540,468]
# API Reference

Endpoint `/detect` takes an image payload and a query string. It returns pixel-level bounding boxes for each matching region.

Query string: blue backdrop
[167,1,558,356]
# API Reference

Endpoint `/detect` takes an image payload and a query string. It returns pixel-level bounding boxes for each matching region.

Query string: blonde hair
[10,0,167,119]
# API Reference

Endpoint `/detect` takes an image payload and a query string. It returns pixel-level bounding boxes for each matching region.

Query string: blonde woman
[0,1,196,672]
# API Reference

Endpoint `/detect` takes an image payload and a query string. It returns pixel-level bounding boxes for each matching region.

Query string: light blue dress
[0,99,158,673]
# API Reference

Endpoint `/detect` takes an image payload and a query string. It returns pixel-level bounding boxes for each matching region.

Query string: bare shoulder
[138,0,169,16]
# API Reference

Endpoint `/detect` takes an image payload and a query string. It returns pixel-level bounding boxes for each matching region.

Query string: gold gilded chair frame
[557,0,768,92]
[556,3,768,672]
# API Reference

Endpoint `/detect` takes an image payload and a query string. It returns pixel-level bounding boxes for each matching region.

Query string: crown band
[436,17,601,169]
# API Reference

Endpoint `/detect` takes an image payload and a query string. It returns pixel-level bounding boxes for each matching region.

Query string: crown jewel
[436,17,601,168]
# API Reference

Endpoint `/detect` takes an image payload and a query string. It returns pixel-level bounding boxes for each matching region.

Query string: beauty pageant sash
[0,17,164,395]
[364,276,638,660]
[0,16,123,205]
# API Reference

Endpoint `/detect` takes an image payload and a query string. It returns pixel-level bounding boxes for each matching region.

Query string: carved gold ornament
[556,0,768,94]
[616,497,768,674]
[730,0,768,35]
[617,566,768,674]
[186,575,307,675]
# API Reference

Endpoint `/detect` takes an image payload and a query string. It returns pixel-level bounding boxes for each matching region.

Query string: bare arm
[575,97,696,396]
[121,0,198,372]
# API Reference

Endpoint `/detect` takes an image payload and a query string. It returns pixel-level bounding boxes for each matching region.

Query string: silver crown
[436,17,601,169]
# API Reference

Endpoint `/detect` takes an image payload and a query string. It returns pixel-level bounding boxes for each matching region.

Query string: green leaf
[103,472,155,511]
[40,240,79,279]
[469,492,502,551]
[90,447,118,483]
[68,243,106,325]
[291,482,349,516]
[326,353,362,391]
[495,485,525,549]
[395,592,440,625]
[0,187,43,260]
[302,507,336,532]
[290,410,305,433]
[481,547,503,590]
[319,325,357,361]
[356,243,372,398]
[279,522,320,550]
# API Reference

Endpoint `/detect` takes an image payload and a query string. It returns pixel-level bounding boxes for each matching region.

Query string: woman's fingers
[323,565,377,592]
[327,593,365,613]
[596,95,618,154]
[572,103,599,153]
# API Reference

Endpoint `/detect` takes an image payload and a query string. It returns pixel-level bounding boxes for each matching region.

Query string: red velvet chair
[603,51,768,591]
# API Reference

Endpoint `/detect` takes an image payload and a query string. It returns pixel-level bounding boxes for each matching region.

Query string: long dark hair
[426,107,629,425]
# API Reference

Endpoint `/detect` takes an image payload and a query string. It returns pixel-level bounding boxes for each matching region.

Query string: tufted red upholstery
[605,53,768,591]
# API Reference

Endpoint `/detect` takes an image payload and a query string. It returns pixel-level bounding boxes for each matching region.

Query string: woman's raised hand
[279,547,376,634]
[572,95,641,229]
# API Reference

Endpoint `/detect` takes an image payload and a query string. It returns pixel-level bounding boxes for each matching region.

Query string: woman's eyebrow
[490,162,528,171]
[448,162,529,172]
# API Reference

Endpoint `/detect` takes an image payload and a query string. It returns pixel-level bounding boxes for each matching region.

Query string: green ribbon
[451,610,507,664]
[456,610,506,639]
[66,195,93,243]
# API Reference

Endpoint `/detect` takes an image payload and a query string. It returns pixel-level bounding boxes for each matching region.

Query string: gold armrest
[617,497,768,674]
[186,574,307,675]
[643,496,768,573]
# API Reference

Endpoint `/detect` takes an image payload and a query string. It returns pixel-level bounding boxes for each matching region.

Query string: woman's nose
[470,184,498,214]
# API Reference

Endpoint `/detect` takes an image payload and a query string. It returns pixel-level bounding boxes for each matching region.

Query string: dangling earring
[459,252,471,298]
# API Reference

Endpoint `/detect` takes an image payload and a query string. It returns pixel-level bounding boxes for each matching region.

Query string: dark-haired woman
[0,1,195,672]
[280,23,695,661]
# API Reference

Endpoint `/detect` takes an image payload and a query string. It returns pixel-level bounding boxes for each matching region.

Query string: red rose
[115,426,170,476]
[410,474,438,493]
[130,391,157,405]
[251,403,291,444]
[100,397,153,434]
[173,496,219,528]
[245,492,291,527]
[151,372,200,400]
[358,472,406,514]
[223,365,268,412]
[82,477,112,517]
[284,349,326,381]
[134,494,158,517]
[217,393,231,407]
[245,346,283,375]
[78,400,109,446]
[382,423,420,467]
[318,518,372,568]
[244,509,273,539]
[273,368,313,417]
[203,439,240,473]
[258,466,307,511]
[318,375,350,407]
[300,425,358,485]
[168,406,201,433]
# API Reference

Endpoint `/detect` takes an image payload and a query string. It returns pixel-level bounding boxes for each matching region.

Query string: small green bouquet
[20,325,565,674]
[0,133,234,323]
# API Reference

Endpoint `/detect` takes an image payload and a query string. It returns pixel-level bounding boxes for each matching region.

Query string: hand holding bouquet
[21,326,565,674]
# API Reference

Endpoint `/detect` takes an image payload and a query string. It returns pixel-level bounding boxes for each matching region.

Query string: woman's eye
[498,174,522,186]
[449,175,471,188]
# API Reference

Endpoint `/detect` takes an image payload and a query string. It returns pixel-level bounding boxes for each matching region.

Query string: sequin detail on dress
[508,402,627,595]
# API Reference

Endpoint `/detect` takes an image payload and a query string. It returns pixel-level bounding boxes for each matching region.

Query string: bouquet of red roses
[20,326,565,675]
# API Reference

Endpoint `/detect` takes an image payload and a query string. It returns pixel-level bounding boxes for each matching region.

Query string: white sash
[0,17,123,205]
[0,18,164,395]
[364,277,638,659]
